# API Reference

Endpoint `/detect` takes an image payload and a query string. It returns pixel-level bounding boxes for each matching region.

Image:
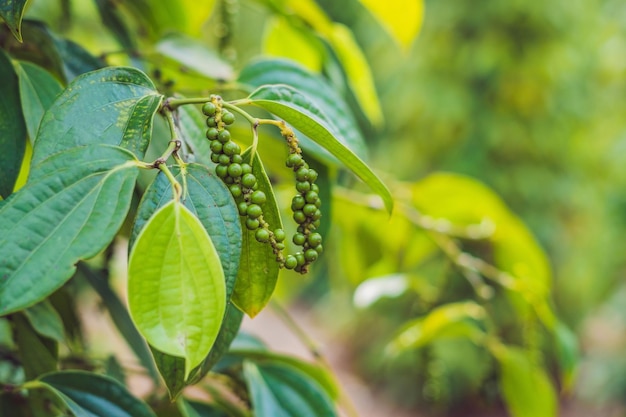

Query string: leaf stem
[222,102,257,125]
[158,163,182,201]
[165,97,210,109]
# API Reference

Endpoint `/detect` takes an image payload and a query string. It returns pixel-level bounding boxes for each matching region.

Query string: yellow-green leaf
[359,0,424,51]
[263,16,324,72]
[128,200,226,379]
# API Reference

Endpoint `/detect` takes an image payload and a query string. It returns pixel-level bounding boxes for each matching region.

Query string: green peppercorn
[291,195,306,210]
[224,141,240,156]
[218,154,231,165]
[227,163,243,178]
[307,233,322,248]
[206,117,217,127]
[222,111,235,125]
[202,102,217,116]
[305,191,318,204]
[304,249,318,262]
[232,154,243,164]
[296,181,311,193]
[293,233,306,246]
[247,204,262,219]
[311,184,320,193]
[296,167,309,181]
[241,163,252,175]
[210,140,223,153]
[284,255,298,269]
[218,130,231,143]
[295,252,305,266]
[250,190,267,205]
[255,228,270,243]
[314,199,322,208]
[314,244,323,254]
[215,165,228,178]
[238,202,248,216]
[303,204,317,217]
[286,154,302,168]
[273,228,286,242]
[293,210,306,224]
[246,218,260,230]
[312,209,322,220]
[276,243,285,250]
[308,169,318,182]
[210,153,220,163]
[241,173,257,188]
[229,184,242,198]
[206,127,219,140]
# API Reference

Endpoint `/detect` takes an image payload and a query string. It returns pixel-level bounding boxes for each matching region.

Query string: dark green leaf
[0,49,26,198]
[0,0,28,41]
[39,370,156,417]
[14,61,63,141]
[52,37,104,81]
[23,300,65,342]
[32,67,163,165]
[176,103,214,167]
[180,399,228,417]
[151,345,186,400]
[130,164,241,298]
[554,320,579,390]
[11,313,57,380]
[94,0,136,51]
[245,84,392,213]
[196,303,244,377]
[104,355,127,386]
[243,360,337,417]
[238,58,367,161]
[232,150,282,317]
[80,263,160,385]
[0,145,139,316]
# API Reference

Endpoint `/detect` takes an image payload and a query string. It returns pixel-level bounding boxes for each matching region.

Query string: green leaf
[0,49,26,198]
[0,0,28,41]
[231,150,282,317]
[243,360,337,417]
[0,145,139,316]
[128,200,226,379]
[52,37,104,81]
[245,84,392,213]
[14,61,63,141]
[326,23,383,126]
[238,58,367,162]
[155,33,233,81]
[179,398,228,417]
[39,370,156,417]
[176,104,214,167]
[553,320,579,390]
[23,300,65,342]
[11,313,58,380]
[359,0,423,51]
[386,301,486,356]
[80,263,160,385]
[493,345,558,417]
[32,67,164,165]
[196,303,244,377]
[94,0,137,51]
[263,16,324,72]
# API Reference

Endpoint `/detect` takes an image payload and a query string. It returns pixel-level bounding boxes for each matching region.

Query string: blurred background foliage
[17,0,626,415]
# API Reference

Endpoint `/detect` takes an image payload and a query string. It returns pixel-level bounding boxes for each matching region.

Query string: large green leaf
[243,360,337,417]
[128,200,226,379]
[0,49,26,198]
[238,58,367,161]
[52,36,104,81]
[243,84,392,213]
[386,301,486,356]
[39,370,156,417]
[23,300,65,342]
[231,150,282,317]
[32,67,163,165]
[0,0,28,41]
[14,61,63,141]
[494,345,558,417]
[0,145,139,316]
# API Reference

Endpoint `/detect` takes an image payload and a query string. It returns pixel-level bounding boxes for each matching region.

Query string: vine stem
[269,300,360,417]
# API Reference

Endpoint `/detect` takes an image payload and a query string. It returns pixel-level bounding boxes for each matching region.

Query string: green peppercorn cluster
[281,129,323,274]
[202,97,323,274]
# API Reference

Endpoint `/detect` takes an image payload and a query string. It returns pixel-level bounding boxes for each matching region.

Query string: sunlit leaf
[32,67,163,164]
[0,145,139,316]
[359,0,424,51]
[493,345,558,417]
[245,84,392,213]
[243,360,338,417]
[0,0,28,41]
[263,16,323,72]
[386,301,486,356]
[128,200,226,378]
[0,49,26,198]
[39,370,156,417]
[353,273,411,309]
[231,150,281,317]
[14,61,63,141]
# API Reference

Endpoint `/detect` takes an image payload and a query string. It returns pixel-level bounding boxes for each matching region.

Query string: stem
[222,101,258,125]
[158,163,182,201]
[269,301,360,417]
[165,96,210,109]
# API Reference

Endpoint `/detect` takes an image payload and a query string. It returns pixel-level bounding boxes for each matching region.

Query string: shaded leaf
[52,37,104,81]
[245,84,392,213]
[554,320,579,390]
[179,398,228,417]
[0,49,26,198]
[231,150,282,317]
[14,61,63,141]
[32,66,163,165]
[128,200,226,378]
[39,370,156,417]
[196,303,244,377]
[0,0,28,41]
[94,0,136,51]
[359,0,424,51]
[238,58,367,162]
[23,300,65,342]
[386,301,486,356]
[243,360,337,417]
[11,313,57,380]
[0,145,139,316]
[494,345,558,417]
[176,103,214,167]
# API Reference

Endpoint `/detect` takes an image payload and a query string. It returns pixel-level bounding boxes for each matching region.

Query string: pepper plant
[0,0,576,416]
